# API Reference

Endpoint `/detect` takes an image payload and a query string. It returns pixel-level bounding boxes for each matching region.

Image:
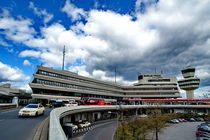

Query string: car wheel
[42,111,45,115]
[35,112,38,116]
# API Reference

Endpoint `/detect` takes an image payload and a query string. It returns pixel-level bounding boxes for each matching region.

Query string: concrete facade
[0,84,31,103]
[30,65,180,101]
[178,66,200,99]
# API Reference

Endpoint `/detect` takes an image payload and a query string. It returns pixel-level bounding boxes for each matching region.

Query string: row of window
[179,83,200,87]
[135,84,177,86]
[38,70,120,90]
[178,79,200,84]
[148,79,171,82]
[182,69,195,74]
[123,88,178,91]
[37,89,118,99]
[36,79,123,95]
[125,92,176,95]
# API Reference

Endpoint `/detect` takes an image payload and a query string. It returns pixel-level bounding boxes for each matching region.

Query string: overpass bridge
[49,104,210,140]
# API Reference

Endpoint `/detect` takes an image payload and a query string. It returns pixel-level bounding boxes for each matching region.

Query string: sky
[0,0,210,98]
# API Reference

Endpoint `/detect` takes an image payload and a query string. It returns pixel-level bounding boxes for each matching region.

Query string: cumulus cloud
[92,69,136,86]
[2,0,210,89]
[19,0,210,86]
[0,38,10,46]
[69,65,90,77]
[0,9,35,42]
[0,61,30,82]
[61,0,87,21]
[23,60,31,66]
[29,2,53,24]
[19,50,41,58]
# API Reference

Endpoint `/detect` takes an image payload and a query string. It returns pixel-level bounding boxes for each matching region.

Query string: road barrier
[49,106,119,140]
[49,105,210,140]
[33,117,49,140]
[0,104,17,112]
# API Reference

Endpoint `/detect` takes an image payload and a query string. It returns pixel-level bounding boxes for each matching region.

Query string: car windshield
[25,104,38,108]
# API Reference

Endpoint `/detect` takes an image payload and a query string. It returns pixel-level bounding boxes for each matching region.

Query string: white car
[78,121,91,128]
[65,102,78,107]
[18,104,45,117]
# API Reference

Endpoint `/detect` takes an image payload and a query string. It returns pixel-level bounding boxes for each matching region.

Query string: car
[196,131,210,138]
[65,101,78,107]
[53,101,65,108]
[168,119,179,123]
[64,123,78,130]
[198,123,210,129]
[186,118,196,122]
[78,121,91,128]
[18,104,45,117]
[195,118,204,121]
[197,125,210,133]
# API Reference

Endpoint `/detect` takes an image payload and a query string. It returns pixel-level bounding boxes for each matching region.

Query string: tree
[117,121,132,140]
[148,109,169,140]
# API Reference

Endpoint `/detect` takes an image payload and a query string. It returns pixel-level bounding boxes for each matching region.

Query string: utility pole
[62,45,65,70]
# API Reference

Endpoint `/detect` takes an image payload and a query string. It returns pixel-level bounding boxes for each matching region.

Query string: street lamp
[108,111,119,139]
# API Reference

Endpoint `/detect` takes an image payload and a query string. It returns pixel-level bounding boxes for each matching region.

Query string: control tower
[178,66,200,99]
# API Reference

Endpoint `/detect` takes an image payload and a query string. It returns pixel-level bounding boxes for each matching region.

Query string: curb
[33,117,49,140]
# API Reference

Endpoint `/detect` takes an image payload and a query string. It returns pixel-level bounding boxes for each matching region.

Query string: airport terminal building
[29,65,180,103]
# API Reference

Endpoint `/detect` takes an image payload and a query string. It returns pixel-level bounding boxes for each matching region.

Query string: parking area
[157,122,201,140]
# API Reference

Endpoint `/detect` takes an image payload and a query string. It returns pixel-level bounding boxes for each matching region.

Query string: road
[156,122,201,140]
[0,107,52,140]
[82,121,117,140]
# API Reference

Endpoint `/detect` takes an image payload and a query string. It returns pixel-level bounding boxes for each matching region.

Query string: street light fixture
[108,111,119,139]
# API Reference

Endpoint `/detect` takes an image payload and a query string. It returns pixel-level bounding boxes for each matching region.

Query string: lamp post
[108,111,119,139]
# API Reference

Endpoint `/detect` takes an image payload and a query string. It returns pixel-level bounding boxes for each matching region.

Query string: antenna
[62,45,65,70]
[115,67,117,84]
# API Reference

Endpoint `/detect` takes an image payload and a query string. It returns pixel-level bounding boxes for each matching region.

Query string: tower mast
[62,45,65,70]
[115,67,116,84]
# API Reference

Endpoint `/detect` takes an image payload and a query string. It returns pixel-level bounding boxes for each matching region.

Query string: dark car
[53,101,65,108]
[186,118,196,122]
[195,118,204,121]
[196,131,210,138]
[198,123,210,128]
[197,125,210,133]
[167,119,179,123]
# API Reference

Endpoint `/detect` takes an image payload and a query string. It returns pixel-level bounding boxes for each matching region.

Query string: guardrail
[122,105,210,109]
[49,105,210,140]
[49,105,119,140]
[0,103,17,111]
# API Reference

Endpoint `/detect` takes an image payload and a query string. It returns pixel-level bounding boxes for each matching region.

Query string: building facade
[29,66,180,103]
[0,84,31,104]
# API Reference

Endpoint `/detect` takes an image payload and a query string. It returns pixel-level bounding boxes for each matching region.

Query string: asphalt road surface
[82,121,117,140]
[0,107,52,140]
[156,122,202,140]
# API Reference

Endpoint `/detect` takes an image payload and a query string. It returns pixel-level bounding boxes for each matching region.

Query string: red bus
[80,97,110,105]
